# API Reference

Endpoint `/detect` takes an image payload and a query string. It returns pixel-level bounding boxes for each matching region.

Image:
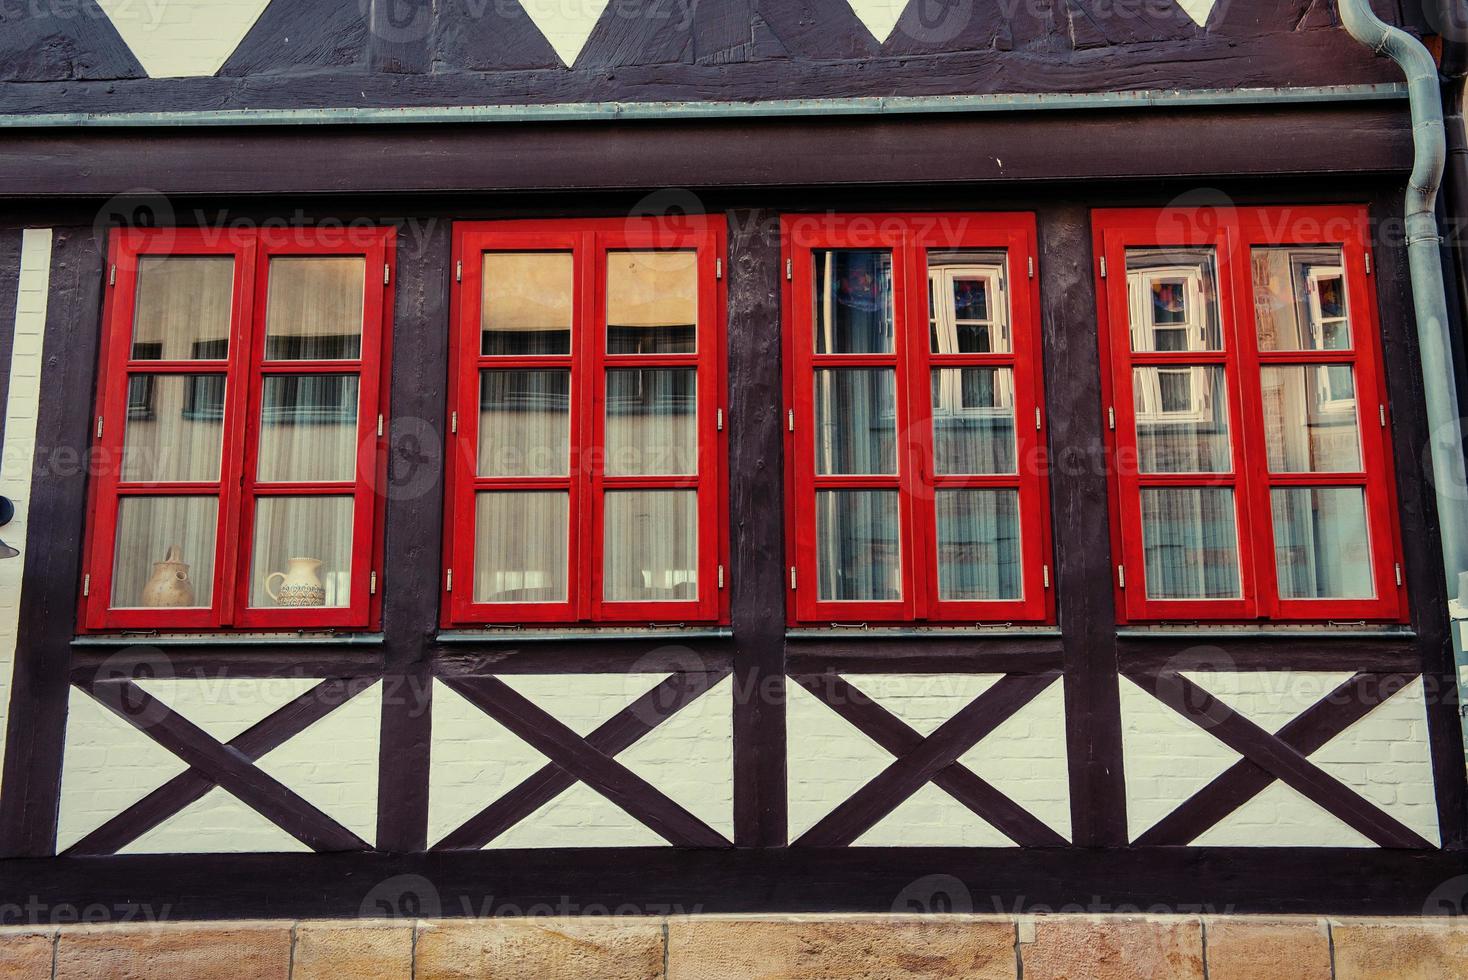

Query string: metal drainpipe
[1339,0,1468,752]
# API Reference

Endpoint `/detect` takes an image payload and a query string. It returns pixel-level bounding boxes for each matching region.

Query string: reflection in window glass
[1261,365,1361,473]
[605,368,698,476]
[264,257,365,360]
[1133,365,1232,473]
[1272,487,1374,599]
[122,374,226,483]
[248,496,354,608]
[131,256,234,361]
[815,369,897,475]
[482,252,573,356]
[111,496,218,608]
[607,251,697,354]
[932,368,1016,474]
[256,375,360,483]
[1140,487,1241,599]
[937,490,1021,601]
[474,492,568,603]
[813,250,894,354]
[1125,248,1223,353]
[1253,246,1352,351]
[604,490,698,601]
[478,369,570,477]
[928,250,1010,354]
[816,490,901,602]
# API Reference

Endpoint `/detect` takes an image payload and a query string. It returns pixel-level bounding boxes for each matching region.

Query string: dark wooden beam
[0,227,20,455]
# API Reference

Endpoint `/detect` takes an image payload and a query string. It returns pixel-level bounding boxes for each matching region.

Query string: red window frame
[444,217,728,627]
[80,226,395,632]
[782,213,1054,626]
[1094,205,1406,624]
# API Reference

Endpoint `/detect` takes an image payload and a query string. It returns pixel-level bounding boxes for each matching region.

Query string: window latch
[95,415,104,439]
[788,409,795,433]
[715,257,723,280]
[1035,407,1042,431]
[1107,407,1116,430]
[1043,564,1051,589]
[718,565,725,589]
[1379,405,1387,428]
[1028,256,1035,279]
[455,260,463,284]
[108,265,117,287]
[377,414,384,437]
[445,569,453,592]
[717,408,724,432]
[786,258,793,281]
[384,263,391,286]
[1117,565,1126,589]
[83,574,90,597]
[1099,256,1108,279]
[370,570,378,595]
[790,566,797,590]
[1365,253,1373,276]
[450,410,458,434]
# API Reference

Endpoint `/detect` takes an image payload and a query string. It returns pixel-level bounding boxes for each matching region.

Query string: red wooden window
[444,218,727,626]
[783,213,1053,626]
[82,226,395,632]
[1094,205,1406,623]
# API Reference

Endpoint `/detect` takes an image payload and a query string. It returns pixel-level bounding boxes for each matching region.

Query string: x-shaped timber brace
[1123,669,1432,849]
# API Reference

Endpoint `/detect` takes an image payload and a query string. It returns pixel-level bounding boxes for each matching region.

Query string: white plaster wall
[94,0,271,78]
[0,229,51,800]
[1121,672,1441,847]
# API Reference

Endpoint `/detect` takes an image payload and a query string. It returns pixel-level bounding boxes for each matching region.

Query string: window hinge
[108,265,117,287]
[1379,405,1387,428]
[715,257,723,280]
[790,566,797,590]
[377,414,384,437]
[1395,563,1403,587]
[718,564,725,589]
[83,573,90,597]
[1035,407,1042,431]
[788,409,795,432]
[716,408,724,432]
[370,570,378,595]
[1028,256,1035,279]
[1043,564,1051,589]
[445,568,453,592]
[450,410,458,434]
[1107,406,1116,430]
[786,258,793,281]
[455,259,462,283]
[1100,256,1108,279]
[95,415,104,439]
[1365,253,1373,276]
[1117,564,1127,589]
[384,263,391,286]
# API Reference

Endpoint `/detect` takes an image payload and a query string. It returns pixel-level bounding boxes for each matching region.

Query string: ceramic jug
[141,545,196,608]
[265,557,327,607]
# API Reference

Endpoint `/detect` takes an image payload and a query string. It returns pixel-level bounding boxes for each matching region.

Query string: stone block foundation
[2,914,1466,978]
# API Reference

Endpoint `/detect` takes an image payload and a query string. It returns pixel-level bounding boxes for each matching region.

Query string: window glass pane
[478,369,570,477]
[1140,487,1241,599]
[131,256,233,361]
[1261,365,1362,472]
[1272,488,1375,600]
[264,257,365,360]
[249,496,354,608]
[937,490,1021,601]
[606,251,697,354]
[122,374,225,482]
[605,368,697,476]
[1133,365,1232,473]
[813,250,894,354]
[932,367,1016,475]
[1253,246,1352,351]
[256,375,360,483]
[816,490,901,602]
[604,490,698,602]
[815,368,896,475]
[482,252,573,356]
[1125,248,1223,352]
[111,496,217,608]
[474,492,569,603]
[928,250,1010,354]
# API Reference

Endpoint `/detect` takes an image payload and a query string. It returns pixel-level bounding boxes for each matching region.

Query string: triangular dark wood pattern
[219,0,371,76]
[0,0,143,81]
[432,0,561,71]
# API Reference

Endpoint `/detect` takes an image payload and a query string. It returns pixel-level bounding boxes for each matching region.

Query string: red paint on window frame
[79,226,395,632]
[443,217,729,627]
[781,213,1054,627]
[1093,205,1406,624]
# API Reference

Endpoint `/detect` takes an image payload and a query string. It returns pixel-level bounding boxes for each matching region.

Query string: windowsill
[437,627,733,645]
[1117,625,1416,641]
[786,626,1063,640]
[72,632,385,647]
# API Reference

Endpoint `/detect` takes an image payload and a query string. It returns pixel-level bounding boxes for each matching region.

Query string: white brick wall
[0,229,51,799]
